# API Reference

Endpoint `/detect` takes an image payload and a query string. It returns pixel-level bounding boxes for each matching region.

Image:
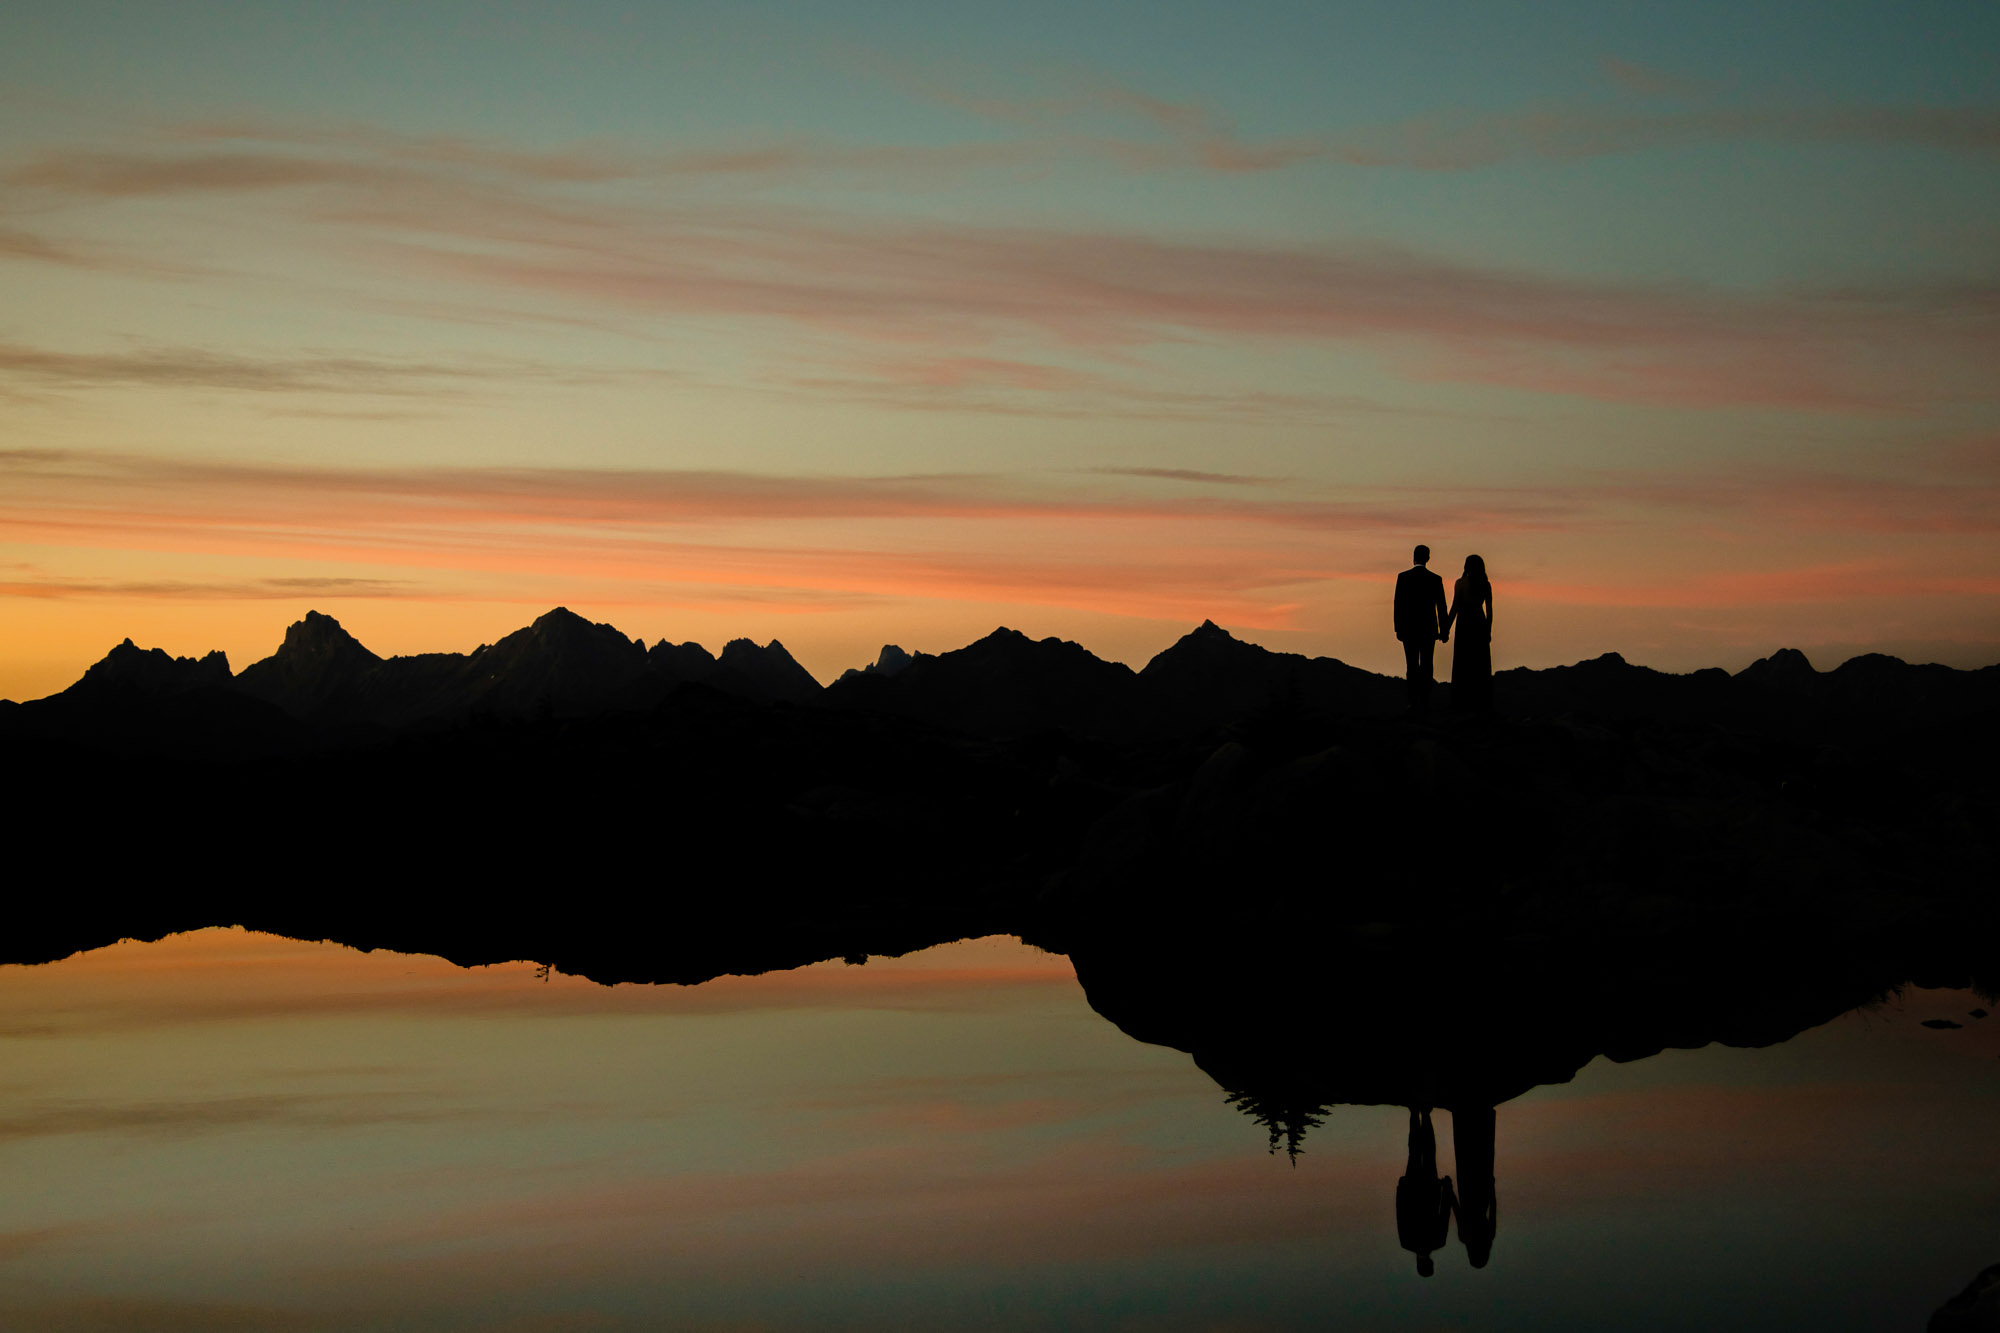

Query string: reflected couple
[1393,545,1494,716]
[1397,1105,1497,1277]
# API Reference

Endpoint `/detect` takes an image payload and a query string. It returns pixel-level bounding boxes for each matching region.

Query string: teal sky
[2,1,1997,694]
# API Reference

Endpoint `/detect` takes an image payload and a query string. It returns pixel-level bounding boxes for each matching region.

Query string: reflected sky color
[3,2,1999,697]
[1,929,1995,1331]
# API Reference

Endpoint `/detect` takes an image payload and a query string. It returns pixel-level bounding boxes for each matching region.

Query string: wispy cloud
[0,448,1574,532]
[8,149,408,196]
[0,575,425,601]
[0,225,88,265]
[6,448,1995,631]
[1093,467,1277,487]
[777,354,1440,423]
[1519,562,2000,608]
[888,61,2000,171]
[382,220,1992,410]
[1330,103,2000,171]
[0,449,1574,627]
[0,222,193,276]
[0,341,655,398]
[9,117,1997,414]
[1598,56,1715,99]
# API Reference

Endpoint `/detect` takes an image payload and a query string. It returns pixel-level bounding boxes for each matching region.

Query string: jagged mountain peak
[870,644,914,676]
[236,611,382,716]
[275,610,380,665]
[529,605,621,641]
[490,608,645,661]
[715,638,822,703]
[1571,651,1632,670]
[1170,619,1252,653]
[1142,620,1277,676]
[721,636,798,664]
[959,626,1115,664]
[1738,647,1817,682]
[78,640,232,695]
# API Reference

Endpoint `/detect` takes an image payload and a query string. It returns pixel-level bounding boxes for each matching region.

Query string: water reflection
[1452,1104,1497,1270]
[0,929,1995,1332]
[1396,1107,1454,1277]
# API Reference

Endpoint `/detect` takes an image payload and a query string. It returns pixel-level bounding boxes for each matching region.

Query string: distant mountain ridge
[7,608,1999,753]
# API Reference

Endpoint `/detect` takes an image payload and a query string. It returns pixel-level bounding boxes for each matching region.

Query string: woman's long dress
[1450,578,1492,714]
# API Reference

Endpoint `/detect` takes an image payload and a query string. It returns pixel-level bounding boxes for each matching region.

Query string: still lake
[2,929,1995,1331]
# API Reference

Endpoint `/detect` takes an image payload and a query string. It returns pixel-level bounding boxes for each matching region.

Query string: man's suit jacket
[1395,565,1448,642]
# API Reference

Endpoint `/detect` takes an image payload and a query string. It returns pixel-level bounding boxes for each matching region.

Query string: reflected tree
[1224,1088,1329,1164]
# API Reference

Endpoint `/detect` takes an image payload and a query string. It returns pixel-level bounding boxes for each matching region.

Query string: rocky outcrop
[1931,1264,2000,1333]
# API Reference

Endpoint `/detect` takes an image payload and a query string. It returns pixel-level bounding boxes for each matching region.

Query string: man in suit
[1394,545,1449,714]
[1397,1106,1455,1278]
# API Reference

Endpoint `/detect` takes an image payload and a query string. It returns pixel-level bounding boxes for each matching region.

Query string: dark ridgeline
[4,607,1997,1282]
[1930,1263,2000,1331]
[229,606,822,729]
[3,607,1996,994]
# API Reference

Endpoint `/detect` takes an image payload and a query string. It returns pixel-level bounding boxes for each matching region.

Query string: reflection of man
[1394,546,1449,715]
[1452,1106,1498,1269]
[1396,1107,1455,1277]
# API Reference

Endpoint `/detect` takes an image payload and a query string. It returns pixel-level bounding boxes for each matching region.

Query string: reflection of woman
[1451,1105,1498,1269]
[1444,554,1494,715]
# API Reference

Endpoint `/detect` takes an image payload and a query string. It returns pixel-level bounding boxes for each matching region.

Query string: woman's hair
[1464,553,1488,585]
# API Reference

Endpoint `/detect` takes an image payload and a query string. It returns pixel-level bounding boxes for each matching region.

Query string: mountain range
[6,606,1995,1044]
[10,608,1996,753]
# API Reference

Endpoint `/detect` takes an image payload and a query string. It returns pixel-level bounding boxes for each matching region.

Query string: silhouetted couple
[1393,545,1494,716]
[1397,1105,1497,1276]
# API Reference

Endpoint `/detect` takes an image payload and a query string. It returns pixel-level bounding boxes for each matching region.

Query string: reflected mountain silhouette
[5,609,1999,1278]
[8,904,1988,1279]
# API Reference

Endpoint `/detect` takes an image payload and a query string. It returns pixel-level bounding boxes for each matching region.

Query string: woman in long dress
[1444,554,1493,715]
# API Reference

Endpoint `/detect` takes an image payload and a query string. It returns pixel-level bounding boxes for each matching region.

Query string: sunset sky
[4,1,1997,699]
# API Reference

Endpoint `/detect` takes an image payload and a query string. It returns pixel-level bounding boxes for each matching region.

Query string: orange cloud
[8,447,2000,638]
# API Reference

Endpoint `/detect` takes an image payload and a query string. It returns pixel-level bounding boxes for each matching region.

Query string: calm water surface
[2,930,1995,1331]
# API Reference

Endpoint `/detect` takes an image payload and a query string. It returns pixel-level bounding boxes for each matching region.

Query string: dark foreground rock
[1932,1264,2000,1333]
[4,609,1996,1006]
